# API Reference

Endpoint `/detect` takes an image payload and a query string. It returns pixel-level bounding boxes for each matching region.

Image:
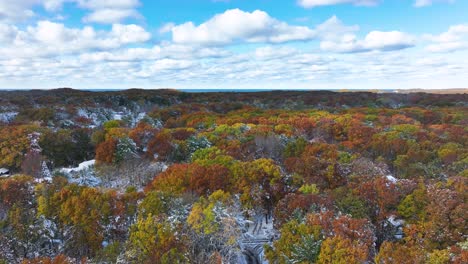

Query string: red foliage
[95,138,117,164]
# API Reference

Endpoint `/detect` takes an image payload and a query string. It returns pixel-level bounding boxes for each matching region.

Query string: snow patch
[386,215,404,240]
[386,175,398,184]
[60,160,101,187]
[113,112,124,120]
[387,215,404,227]
[61,160,96,174]
[0,112,18,123]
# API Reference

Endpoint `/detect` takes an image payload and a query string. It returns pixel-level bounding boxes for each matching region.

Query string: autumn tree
[375,241,427,264]
[127,215,186,263]
[186,190,242,263]
[233,158,285,216]
[0,125,39,169]
[40,129,94,167]
[317,236,368,264]
[265,219,322,264]
[95,138,117,164]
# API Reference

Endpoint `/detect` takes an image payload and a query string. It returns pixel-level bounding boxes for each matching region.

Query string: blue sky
[0,0,467,89]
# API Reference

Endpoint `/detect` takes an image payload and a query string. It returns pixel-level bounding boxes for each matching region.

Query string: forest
[0,89,466,263]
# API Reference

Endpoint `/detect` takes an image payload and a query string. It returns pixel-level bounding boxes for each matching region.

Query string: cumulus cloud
[321,30,415,53]
[311,16,414,53]
[0,20,151,58]
[0,1,36,21]
[29,21,150,47]
[171,9,317,46]
[298,0,379,8]
[169,11,412,53]
[0,4,465,89]
[424,24,468,52]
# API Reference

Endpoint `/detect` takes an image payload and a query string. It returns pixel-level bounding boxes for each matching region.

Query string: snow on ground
[386,175,398,183]
[0,112,18,123]
[386,215,404,240]
[35,162,53,183]
[239,215,276,264]
[77,108,116,128]
[244,216,275,240]
[136,112,146,122]
[60,160,101,187]
[113,112,124,120]
[387,215,404,227]
[61,160,96,174]
[68,174,101,187]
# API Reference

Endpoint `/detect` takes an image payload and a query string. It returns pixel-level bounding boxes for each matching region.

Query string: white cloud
[0,20,151,59]
[312,16,414,53]
[298,0,379,8]
[28,21,150,47]
[159,22,175,34]
[0,5,466,89]
[316,16,359,39]
[0,1,71,21]
[0,0,141,23]
[0,1,36,21]
[0,23,18,43]
[169,11,414,54]
[78,0,141,23]
[363,31,415,50]
[321,30,415,53]
[135,59,194,78]
[424,24,468,52]
[78,44,229,64]
[255,46,297,60]
[109,24,150,44]
[414,0,455,7]
[42,0,68,11]
[171,9,317,46]
[1,42,466,89]
[79,47,161,63]
[83,9,141,24]
[76,0,140,9]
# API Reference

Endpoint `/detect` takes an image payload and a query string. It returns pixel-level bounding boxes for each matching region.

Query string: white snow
[133,112,146,126]
[35,178,52,183]
[0,112,18,123]
[386,175,398,184]
[59,160,101,186]
[387,215,404,227]
[386,215,404,240]
[28,132,42,153]
[61,160,96,174]
[113,112,124,120]
[239,214,276,264]
[77,108,89,118]
[68,174,101,187]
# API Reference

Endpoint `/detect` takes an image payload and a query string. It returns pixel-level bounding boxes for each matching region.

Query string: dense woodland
[0,89,467,263]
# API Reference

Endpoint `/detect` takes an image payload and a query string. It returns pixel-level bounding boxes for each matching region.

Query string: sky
[0,0,467,90]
